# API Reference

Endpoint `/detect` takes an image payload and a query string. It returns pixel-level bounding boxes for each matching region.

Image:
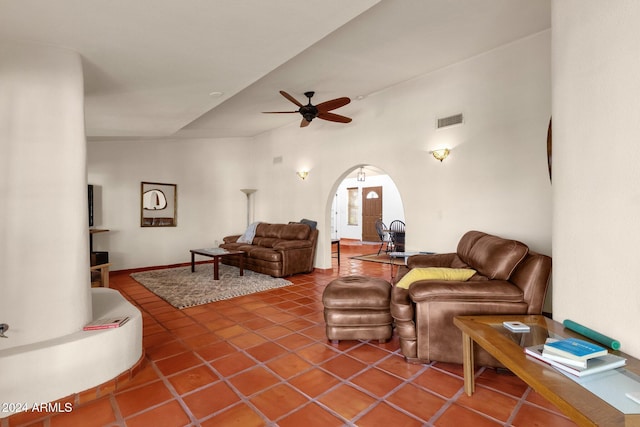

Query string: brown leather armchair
[390,230,551,366]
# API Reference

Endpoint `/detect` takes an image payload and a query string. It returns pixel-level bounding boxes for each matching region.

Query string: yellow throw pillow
[395,267,476,289]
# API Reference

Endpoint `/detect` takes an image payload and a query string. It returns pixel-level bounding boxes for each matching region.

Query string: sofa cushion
[456,231,486,260]
[252,237,283,248]
[257,223,281,238]
[458,231,528,280]
[273,240,312,250]
[395,267,476,289]
[248,246,282,262]
[280,223,311,240]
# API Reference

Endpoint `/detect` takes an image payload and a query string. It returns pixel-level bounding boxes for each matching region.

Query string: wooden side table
[90,263,111,288]
[454,315,640,427]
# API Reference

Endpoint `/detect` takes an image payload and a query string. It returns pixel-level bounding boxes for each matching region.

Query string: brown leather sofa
[219,222,318,277]
[391,230,552,366]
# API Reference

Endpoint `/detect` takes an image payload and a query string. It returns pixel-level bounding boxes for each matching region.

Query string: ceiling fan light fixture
[263,90,352,128]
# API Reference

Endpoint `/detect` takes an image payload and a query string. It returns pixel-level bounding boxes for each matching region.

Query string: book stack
[525,337,626,377]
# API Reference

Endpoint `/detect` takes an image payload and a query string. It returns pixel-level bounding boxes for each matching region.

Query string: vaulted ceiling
[0,0,550,140]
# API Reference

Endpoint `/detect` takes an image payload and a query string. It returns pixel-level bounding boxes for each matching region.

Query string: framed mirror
[547,117,552,183]
[141,182,177,227]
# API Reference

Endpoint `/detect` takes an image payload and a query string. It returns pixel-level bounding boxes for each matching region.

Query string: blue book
[543,337,608,361]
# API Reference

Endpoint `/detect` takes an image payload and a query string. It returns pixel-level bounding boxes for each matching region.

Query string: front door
[362,186,382,242]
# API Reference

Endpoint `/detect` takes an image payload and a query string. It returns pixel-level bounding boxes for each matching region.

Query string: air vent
[437,113,464,129]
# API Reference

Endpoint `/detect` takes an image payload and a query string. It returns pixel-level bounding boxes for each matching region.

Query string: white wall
[249,31,552,269]
[0,41,91,349]
[333,173,404,241]
[87,31,552,292]
[553,1,640,358]
[88,138,253,270]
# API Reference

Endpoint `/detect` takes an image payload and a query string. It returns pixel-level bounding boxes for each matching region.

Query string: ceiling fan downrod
[300,92,318,122]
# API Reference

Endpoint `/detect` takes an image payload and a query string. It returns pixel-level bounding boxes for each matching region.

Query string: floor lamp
[240,189,257,227]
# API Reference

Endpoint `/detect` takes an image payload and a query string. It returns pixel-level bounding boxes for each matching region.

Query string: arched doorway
[329,165,404,244]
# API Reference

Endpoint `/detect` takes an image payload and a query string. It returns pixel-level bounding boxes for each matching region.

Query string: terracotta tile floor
[6,241,578,427]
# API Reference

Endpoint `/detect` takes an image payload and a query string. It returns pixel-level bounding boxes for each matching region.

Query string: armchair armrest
[390,287,414,321]
[407,253,457,268]
[408,280,523,303]
[390,286,419,360]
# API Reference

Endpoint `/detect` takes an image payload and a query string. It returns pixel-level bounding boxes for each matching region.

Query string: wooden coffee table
[190,248,245,280]
[454,315,640,427]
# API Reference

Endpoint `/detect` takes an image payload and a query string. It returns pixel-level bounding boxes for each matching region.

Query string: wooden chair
[375,219,392,255]
[388,220,406,252]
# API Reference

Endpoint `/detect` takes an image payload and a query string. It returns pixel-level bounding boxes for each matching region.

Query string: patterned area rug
[130,264,292,309]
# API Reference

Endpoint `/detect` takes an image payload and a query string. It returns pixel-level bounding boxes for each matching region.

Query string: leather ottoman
[322,276,393,343]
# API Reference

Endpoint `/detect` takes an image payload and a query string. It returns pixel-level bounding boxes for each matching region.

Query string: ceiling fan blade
[316,97,351,112]
[262,111,299,114]
[317,112,352,123]
[280,90,303,107]
[300,118,311,127]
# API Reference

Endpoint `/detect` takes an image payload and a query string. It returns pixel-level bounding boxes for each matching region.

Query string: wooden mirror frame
[547,117,552,183]
[141,182,177,227]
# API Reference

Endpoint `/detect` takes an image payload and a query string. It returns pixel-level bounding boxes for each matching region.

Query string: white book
[525,344,626,377]
[541,351,588,369]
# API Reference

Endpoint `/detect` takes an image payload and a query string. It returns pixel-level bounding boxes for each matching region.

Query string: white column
[0,40,91,349]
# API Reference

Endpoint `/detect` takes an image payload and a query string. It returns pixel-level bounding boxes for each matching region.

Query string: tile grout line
[91,255,569,426]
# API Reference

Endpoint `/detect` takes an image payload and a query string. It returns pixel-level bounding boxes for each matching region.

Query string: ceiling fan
[263,91,352,127]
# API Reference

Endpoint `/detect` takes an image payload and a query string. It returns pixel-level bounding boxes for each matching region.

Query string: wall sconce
[296,171,309,180]
[357,167,366,182]
[431,148,450,162]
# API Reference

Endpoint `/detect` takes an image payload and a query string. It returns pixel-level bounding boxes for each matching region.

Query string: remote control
[503,321,530,333]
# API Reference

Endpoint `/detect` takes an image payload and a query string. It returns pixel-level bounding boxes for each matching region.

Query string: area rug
[350,253,406,265]
[130,264,292,309]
